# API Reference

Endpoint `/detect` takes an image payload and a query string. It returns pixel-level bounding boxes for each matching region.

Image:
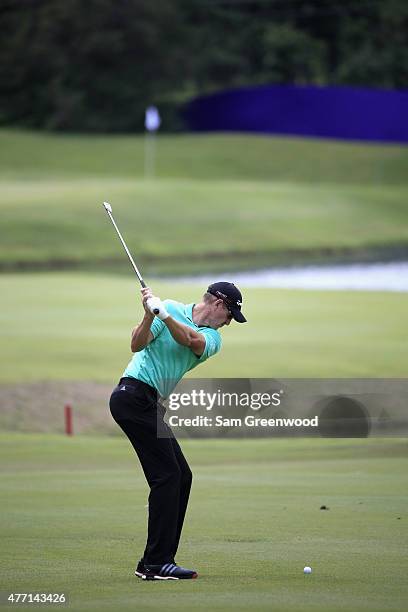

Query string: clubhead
[103,201,112,213]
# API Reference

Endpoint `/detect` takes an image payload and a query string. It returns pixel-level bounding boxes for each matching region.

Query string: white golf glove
[146,297,169,320]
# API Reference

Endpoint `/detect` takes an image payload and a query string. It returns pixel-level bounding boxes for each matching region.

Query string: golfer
[110,282,246,581]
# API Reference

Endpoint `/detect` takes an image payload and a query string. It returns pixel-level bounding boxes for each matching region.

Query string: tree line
[1,0,407,132]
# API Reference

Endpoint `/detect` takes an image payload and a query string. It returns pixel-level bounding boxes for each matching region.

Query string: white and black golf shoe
[135,560,197,580]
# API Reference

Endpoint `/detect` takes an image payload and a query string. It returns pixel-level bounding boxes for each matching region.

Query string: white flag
[145,106,161,132]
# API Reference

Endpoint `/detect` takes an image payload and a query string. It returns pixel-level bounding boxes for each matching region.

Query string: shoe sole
[135,570,197,581]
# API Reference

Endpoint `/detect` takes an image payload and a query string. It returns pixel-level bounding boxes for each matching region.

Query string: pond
[174,261,408,292]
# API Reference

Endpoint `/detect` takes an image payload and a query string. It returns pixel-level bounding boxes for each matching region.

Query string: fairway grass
[0,129,407,272]
[1,434,407,611]
[1,178,408,273]
[0,273,407,384]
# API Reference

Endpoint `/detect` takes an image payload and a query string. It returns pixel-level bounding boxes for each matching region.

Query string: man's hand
[141,287,154,318]
[147,297,169,320]
[141,287,169,320]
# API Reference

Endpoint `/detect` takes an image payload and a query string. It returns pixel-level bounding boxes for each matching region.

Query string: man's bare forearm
[164,317,205,355]
[131,312,154,352]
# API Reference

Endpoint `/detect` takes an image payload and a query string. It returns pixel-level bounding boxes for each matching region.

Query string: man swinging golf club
[109,281,247,580]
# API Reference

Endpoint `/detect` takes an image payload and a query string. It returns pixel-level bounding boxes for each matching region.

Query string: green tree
[335,0,408,88]
[260,23,327,84]
[0,0,406,132]
[0,0,187,130]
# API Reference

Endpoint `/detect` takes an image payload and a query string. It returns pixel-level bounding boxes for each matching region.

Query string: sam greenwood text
[168,415,319,428]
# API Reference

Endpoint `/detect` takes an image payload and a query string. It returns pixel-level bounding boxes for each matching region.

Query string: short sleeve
[198,328,222,361]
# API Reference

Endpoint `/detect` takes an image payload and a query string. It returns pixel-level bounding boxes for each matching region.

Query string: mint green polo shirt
[123,300,222,398]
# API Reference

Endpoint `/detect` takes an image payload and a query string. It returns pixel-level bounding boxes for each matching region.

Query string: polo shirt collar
[186,303,196,326]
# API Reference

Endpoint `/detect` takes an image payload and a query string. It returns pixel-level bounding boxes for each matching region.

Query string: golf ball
[303,566,312,574]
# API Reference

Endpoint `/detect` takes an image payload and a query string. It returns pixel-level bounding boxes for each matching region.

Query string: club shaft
[104,208,146,287]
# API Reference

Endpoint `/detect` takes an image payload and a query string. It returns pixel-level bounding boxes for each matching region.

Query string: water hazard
[175,261,408,292]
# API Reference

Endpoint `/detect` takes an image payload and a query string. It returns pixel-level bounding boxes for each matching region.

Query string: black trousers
[109,378,192,565]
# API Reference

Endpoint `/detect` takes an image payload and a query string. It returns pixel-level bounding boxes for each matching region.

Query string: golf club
[102,202,159,314]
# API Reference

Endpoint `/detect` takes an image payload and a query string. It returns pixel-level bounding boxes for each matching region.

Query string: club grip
[146,297,161,316]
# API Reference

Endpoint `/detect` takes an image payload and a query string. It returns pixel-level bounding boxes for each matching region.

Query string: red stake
[64,404,73,436]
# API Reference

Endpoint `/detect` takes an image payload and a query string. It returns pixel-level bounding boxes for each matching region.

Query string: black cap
[207,282,247,323]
